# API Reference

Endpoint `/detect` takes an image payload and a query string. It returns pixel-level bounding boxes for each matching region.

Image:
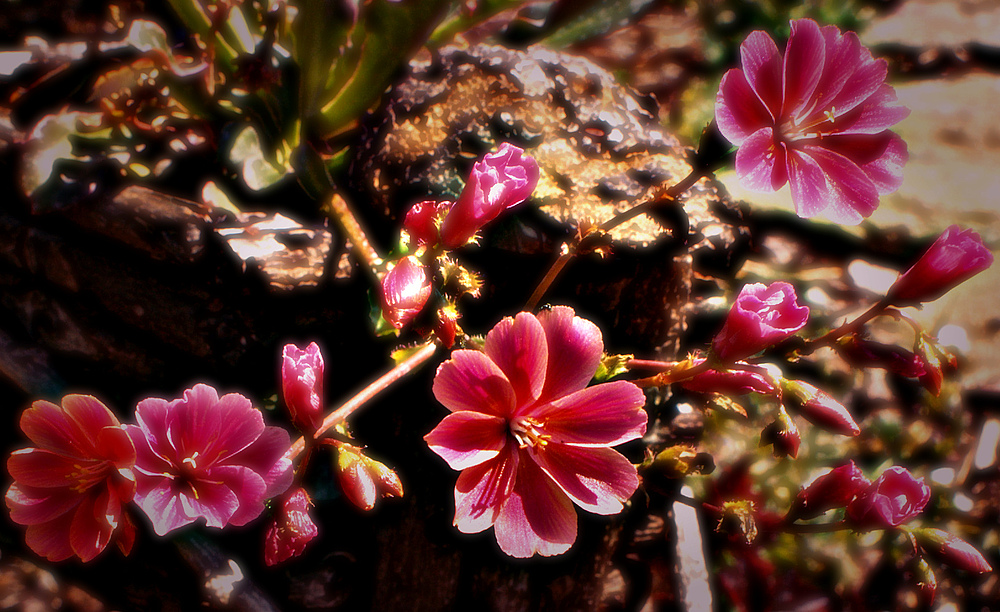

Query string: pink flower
[789,461,870,520]
[5,395,137,562]
[679,360,777,396]
[711,281,809,363]
[439,142,539,249]
[716,18,909,224]
[282,342,324,433]
[888,225,993,304]
[125,384,293,536]
[847,466,930,529]
[264,488,318,566]
[381,256,432,330]
[424,306,647,558]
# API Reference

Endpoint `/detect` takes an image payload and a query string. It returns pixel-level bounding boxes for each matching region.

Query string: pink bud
[835,336,926,378]
[847,466,930,529]
[264,488,318,566]
[915,528,993,574]
[760,409,800,459]
[439,142,539,249]
[679,360,777,396]
[712,282,809,363]
[434,306,459,349]
[781,380,860,437]
[403,200,451,246]
[789,461,871,520]
[336,444,404,512]
[282,342,324,433]
[888,225,993,304]
[381,256,432,329]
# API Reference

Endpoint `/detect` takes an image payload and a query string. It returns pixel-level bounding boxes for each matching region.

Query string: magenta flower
[264,487,318,566]
[424,306,647,558]
[125,384,293,536]
[439,142,539,249]
[888,225,993,304]
[282,342,324,433]
[847,466,930,529]
[711,281,809,363]
[5,396,137,562]
[789,461,870,520]
[716,18,909,224]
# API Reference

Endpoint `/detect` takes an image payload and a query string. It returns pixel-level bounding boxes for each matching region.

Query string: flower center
[69,460,114,493]
[509,416,549,448]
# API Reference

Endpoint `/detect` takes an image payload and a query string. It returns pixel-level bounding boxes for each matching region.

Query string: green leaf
[593,353,634,382]
[228,125,291,191]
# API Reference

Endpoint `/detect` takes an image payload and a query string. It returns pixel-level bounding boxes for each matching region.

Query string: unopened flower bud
[888,225,992,304]
[760,408,800,459]
[717,500,758,545]
[788,461,870,520]
[711,282,809,363]
[781,379,860,437]
[651,445,715,478]
[913,558,937,605]
[435,306,460,349]
[836,335,926,378]
[403,200,450,247]
[264,488,318,566]
[914,528,993,574]
[381,256,432,329]
[914,334,957,397]
[440,142,539,250]
[679,360,777,396]
[281,342,324,433]
[336,444,404,512]
[847,466,930,529]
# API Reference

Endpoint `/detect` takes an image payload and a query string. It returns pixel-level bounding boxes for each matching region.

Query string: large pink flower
[716,18,909,224]
[424,307,647,558]
[125,384,293,536]
[5,395,136,562]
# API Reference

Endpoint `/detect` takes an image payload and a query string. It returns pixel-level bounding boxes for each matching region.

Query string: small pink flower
[711,281,809,363]
[439,142,539,249]
[125,384,293,536]
[789,461,870,520]
[847,466,930,529]
[282,342,324,433]
[264,488,318,566]
[5,396,137,562]
[679,360,777,396]
[424,306,647,558]
[381,256,432,329]
[716,19,909,224]
[888,225,993,304]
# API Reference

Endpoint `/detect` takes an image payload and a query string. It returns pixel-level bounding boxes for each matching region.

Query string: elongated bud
[888,225,992,304]
[264,488,318,566]
[281,342,324,433]
[913,558,937,605]
[679,360,777,396]
[835,335,926,378]
[915,528,993,573]
[760,407,800,459]
[788,461,870,521]
[435,305,460,349]
[914,334,957,397]
[781,379,860,437]
[336,444,404,512]
[381,256,432,329]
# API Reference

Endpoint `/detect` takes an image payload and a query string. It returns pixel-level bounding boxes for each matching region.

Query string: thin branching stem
[800,297,892,354]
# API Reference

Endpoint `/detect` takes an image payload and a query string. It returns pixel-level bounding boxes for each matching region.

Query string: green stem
[800,297,892,355]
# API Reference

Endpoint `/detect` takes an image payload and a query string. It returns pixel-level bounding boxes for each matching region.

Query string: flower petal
[782,18,825,119]
[7,449,83,488]
[793,144,880,224]
[494,453,576,558]
[822,30,888,119]
[716,69,772,145]
[485,312,547,409]
[207,392,266,463]
[136,481,195,536]
[832,84,910,135]
[6,482,81,525]
[535,306,604,404]
[228,426,293,500]
[69,495,113,562]
[211,465,269,526]
[740,30,783,119]
[24,510,76,562]
[530,381,647,446]
[530,444,639,515]
[824,132,908,196]
[425,411,508,470]
[735,127,787,192]
[20,396,117,458]
[432,350,517,417]
[454,445,518,534]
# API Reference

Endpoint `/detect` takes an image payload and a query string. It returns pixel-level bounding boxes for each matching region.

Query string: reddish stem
[287,342,439,461]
